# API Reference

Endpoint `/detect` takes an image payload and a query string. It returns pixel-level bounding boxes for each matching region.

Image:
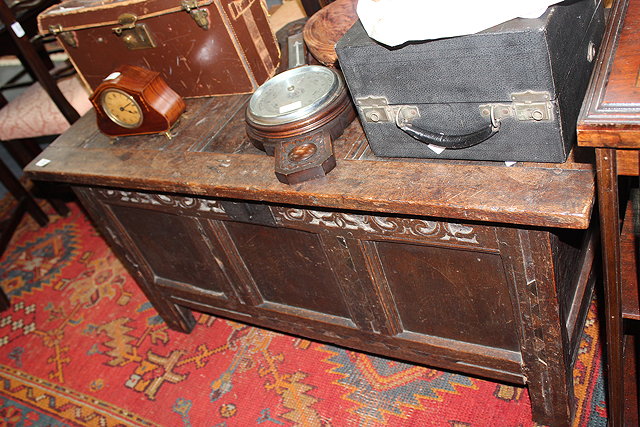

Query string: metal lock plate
[49,24,77,48]
[112,13,156,50]
[356,96,419,123]
[480,91,553,122]
[181,0,210,29]
[511,90,553,121]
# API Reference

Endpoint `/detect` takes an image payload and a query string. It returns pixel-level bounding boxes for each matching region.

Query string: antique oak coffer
[26,95,596,426]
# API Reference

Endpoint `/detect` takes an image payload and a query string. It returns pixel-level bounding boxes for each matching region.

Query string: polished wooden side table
[578,0,640,424]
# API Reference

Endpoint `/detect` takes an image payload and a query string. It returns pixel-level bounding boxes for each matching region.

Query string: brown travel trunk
[38,0,280,98]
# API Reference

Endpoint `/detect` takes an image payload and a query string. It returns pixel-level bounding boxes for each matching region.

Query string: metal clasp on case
[181,0,210,30]
[112,13,156,50]
[49,24,77,48]
[480,91,553,122]
[356,96,420,123]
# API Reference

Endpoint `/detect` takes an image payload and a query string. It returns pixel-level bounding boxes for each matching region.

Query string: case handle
[395,105,500,150]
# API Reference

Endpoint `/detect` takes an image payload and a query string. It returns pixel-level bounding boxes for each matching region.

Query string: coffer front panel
[109,204,230,296]
[225,221,352,319]
[375,241,520,351]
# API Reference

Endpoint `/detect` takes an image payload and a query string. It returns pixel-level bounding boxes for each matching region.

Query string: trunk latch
[480,91,553,122]
[182,0,210,30]
[112,14,156,50]
[356,96,420,123]
[49,24,78,48]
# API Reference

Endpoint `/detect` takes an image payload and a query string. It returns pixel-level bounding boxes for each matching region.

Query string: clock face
[100,89,143,128]
[247,65,341,126]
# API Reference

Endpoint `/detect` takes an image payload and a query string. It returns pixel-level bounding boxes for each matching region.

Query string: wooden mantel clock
[90,64,185,138]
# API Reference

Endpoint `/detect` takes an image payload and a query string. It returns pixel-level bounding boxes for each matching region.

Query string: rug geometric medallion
[0,201,608,426]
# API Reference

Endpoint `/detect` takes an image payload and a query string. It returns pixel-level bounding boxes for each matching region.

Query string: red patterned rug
[0,201,607,426]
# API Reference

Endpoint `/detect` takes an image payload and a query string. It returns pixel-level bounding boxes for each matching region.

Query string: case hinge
[49,24,77,48]
[480,91,554,122]
[181,0,210,30]
[112,13,156,49]
[356,96,419,123]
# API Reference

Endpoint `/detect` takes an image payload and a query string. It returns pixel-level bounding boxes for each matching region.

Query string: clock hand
[119,102,134,112]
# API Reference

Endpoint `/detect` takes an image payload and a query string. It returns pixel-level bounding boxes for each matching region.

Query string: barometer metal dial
[247,66,341,126]
[246,65,355,185]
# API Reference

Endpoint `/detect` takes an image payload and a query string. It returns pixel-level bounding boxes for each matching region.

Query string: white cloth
[357,0,562,46]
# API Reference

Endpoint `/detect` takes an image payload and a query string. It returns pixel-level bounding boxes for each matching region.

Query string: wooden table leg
[73,187,196,333]
[595,147,624,427]
[509,229,575,426]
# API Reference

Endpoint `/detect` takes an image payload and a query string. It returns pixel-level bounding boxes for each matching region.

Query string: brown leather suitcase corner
[38,0,281,98]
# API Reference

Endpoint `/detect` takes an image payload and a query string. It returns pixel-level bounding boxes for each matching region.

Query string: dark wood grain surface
[25,98,595,230]
[578,0,640,147]
[577,0,640,425]
[602,2,640,107]
[620,197,639,320]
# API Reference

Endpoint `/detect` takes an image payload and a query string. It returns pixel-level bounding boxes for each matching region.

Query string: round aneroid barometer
[247,66,340,125]
[246,65,355,185]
